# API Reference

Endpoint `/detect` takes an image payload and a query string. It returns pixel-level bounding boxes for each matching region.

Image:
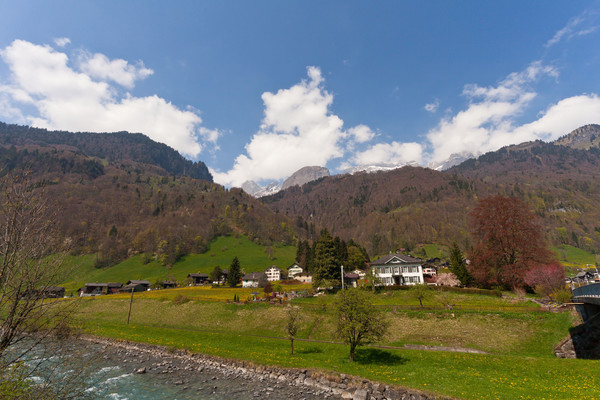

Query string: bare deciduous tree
[285,305,301,355]
[0,172,88,399]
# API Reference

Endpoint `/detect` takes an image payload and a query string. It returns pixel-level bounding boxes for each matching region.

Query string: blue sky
[1,1,600,186]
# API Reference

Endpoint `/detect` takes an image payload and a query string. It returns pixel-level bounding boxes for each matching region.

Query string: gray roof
[242,272,267,280]
[127,280,151,285]
[370,253,422,266]
[188,273,209,278]
[85,283,108,287]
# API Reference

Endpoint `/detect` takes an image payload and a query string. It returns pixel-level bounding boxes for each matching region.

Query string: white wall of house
[372,264,424,285]
[242,279,259,288]
[265,267,281,281]
[288,265,303,277]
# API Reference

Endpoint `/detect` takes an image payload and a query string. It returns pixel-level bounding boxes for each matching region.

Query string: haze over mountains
[1,121,599,264]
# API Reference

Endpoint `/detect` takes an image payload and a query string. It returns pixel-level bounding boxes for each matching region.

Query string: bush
[554,288,573,304]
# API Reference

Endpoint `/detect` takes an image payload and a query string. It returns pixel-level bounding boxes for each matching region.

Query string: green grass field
[71,286,596,400]
[553,244,597,269]
[61,235,296,292]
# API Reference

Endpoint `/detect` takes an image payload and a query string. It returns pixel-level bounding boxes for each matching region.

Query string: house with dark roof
[287,262,303,278]
[242,272,267,288]
[369,253,424,286]
[344,273,359,288]
[120,280,151,293]
[188,273,210,285]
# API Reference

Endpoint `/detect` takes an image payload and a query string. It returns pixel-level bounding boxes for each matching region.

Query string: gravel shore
[83,336,444,400]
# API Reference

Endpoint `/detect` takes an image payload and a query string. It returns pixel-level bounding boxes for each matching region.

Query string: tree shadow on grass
[353,348,407,366]
[296,346,323,354]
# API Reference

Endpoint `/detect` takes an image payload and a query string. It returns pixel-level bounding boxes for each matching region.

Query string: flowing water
[11,338,337,400]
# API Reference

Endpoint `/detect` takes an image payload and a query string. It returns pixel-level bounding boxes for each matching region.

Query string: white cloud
[426,61,562,164]
[213,67,421,187]
[345,141,423,169]
[0,39,217,158]
[78,52,153,89]
[213,67,346,186]
[546,14,598,47]
[424,99,439,113]
[53,37,71,47]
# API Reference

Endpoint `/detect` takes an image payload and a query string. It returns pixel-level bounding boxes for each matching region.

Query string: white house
[242,272,267,288]
[370,253,424,286]
[264,265,282,282]
[294,273,313,284]
[287,262,303,278]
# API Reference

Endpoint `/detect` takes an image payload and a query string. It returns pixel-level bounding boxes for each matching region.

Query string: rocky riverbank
[82,336,448,400]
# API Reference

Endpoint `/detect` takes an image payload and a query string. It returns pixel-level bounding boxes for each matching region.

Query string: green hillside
[61,235,297,292]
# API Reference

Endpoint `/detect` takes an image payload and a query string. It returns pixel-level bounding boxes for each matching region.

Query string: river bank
[82,335,445,400]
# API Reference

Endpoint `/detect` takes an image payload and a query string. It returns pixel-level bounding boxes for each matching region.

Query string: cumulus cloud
[78,52,153,88]
[213,67,345,186]
[344,141,423,170]
[426,61,563,164]
[213,67,420,186]
[424,56,600,166]
[0,39,217,158]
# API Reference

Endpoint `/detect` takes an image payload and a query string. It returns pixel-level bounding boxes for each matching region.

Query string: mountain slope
[265,128,600,255]
[0,122,212,181]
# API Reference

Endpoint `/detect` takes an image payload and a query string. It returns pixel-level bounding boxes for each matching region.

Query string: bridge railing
[573,282,600,298]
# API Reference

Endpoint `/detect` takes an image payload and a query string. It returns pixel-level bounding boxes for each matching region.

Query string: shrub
[554,288,573,304]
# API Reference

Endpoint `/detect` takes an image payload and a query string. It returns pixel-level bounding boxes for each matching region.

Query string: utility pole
[341,265,345,290]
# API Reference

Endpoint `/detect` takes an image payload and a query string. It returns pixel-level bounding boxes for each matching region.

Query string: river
[18,337,344,400]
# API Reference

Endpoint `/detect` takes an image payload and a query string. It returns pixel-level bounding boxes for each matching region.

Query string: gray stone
[353,389,368,400]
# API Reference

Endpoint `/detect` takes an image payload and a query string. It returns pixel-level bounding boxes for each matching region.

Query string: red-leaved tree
[468,195,556,289]
[524,263,566,299]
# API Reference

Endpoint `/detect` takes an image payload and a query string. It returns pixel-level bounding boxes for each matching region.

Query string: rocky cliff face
[282,166,329,190]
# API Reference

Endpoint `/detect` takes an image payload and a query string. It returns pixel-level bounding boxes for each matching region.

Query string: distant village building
[287,263,303,278]
[370,253,424,285]
[188,273,210,285]
[265,265,282,282]
[121,280,151,293]
[107,282,123,294]
[79,283,108,296]
[351,269,366,279]
[344,273,359,288]
[294,273,312,284]
[161,280,177,289]
[422,265,438,276]
[242,272,268,288]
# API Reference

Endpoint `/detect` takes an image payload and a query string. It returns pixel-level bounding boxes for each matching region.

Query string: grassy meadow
[71,285,598,400]
[60,235,296,292]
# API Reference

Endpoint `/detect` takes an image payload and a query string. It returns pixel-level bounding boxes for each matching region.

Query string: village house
[79,283,108,296]
[265,265,282,281]
[121,280,151,293]
[370,253,424,286]
[351,269,366,279]
[107,282,123,294]
[161,280,177,289]
[344,273,359,288]
[294,273,312,284]
[188,273,210,285]
[422,265,438,276]
[287,262,303,278]
[242,272,267,288]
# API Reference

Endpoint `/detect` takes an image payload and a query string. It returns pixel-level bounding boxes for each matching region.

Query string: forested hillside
[0,122,212,180]
[265,127,600,256]
[0,122,298,268]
